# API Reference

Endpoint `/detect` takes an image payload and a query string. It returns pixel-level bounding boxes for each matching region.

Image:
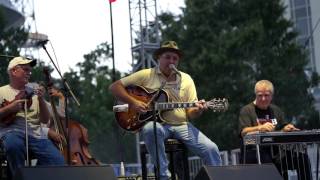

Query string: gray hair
[254,80,274,94]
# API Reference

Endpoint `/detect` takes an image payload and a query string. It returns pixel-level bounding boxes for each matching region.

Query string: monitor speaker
[13,165,117,180]
[195,164,282,180]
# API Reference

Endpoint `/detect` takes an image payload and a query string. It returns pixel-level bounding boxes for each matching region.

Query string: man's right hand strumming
[130,99,148,113]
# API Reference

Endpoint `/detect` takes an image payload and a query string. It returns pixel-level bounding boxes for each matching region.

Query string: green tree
[0,9,28,84]
[158,0,317,150]
[63,42,136,163]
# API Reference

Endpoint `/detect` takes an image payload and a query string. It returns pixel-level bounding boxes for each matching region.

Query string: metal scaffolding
[10,0,47,58]
[128,0,161,165]
[129,0,161,72]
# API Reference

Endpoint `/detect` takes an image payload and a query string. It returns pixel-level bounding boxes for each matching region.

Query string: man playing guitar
[109,41,222,179]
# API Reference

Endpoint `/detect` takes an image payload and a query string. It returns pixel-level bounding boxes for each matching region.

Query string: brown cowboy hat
[153,41,183,60]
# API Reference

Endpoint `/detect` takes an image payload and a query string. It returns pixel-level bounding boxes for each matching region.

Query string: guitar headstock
[206,98,228,112]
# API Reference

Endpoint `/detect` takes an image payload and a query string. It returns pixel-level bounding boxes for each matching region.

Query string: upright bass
[43,68,100,165]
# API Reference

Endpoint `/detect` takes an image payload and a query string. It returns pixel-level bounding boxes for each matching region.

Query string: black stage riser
[195,164,283,180]
[13,165,117,180]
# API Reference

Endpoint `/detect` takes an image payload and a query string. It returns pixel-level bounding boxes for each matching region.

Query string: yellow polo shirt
[120,67,198,125]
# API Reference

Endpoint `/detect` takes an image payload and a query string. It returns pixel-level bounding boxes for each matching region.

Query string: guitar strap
[152,70,180,103]
[148,81,167,106]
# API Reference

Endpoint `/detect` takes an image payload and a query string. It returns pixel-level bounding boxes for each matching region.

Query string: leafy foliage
[63,42,136,163]
[0,9,28,84]
[158,0,317,150]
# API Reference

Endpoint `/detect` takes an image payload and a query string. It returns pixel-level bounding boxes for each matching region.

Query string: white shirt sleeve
[40,124,50,139]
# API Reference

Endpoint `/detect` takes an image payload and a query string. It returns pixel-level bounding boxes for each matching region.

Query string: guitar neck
[155,102,197,110]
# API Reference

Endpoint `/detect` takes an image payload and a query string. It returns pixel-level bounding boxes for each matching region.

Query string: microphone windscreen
[25,83,38,99]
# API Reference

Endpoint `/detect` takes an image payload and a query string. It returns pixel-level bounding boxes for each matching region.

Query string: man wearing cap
[0,57,65,177]
[109,41,221,179]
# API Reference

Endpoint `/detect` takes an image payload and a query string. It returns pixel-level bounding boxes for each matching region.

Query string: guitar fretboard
[155,102,196,110]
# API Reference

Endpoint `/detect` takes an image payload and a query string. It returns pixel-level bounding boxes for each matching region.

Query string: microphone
[25,83,39,99]
[35,40,49,47]
[24,85,35,99]
[169,64,181,76]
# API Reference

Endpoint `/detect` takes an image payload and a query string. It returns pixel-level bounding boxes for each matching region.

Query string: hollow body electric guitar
[113,85,228,132]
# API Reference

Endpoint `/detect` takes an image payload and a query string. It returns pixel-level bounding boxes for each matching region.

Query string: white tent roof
[0,0,25,29]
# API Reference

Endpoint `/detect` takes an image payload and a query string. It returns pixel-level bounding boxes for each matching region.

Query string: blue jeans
[1,131,65,176]
[141,122,221,179]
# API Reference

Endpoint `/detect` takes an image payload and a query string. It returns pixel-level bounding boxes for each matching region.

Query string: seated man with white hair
[0,57,65,177]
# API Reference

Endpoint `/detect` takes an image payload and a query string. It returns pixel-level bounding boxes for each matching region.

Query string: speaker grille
[13,165,117,180]
[195,164,283,180]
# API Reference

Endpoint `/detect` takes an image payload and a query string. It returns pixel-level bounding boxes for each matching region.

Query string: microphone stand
[150,70,176,180]
[152,109,160,180]
[150,83,165,180]
[316,143,319,180]
[23,100,30,166]
[40,43,80,164]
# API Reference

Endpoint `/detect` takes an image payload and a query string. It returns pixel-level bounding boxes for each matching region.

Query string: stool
[140,139,189,180]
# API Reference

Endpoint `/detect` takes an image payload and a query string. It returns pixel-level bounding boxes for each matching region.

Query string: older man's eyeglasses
[14,65,32,74]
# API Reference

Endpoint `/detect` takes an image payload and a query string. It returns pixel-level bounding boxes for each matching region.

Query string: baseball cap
[7,57,37,71]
